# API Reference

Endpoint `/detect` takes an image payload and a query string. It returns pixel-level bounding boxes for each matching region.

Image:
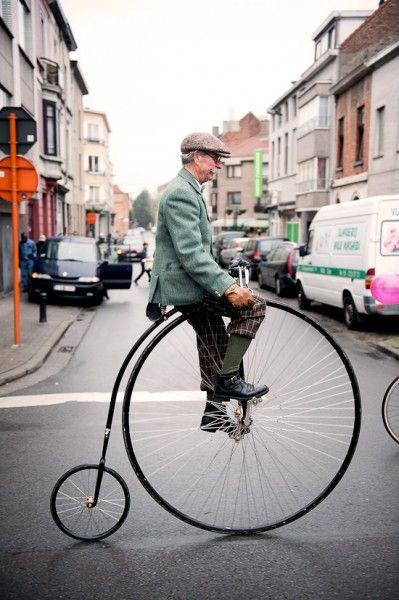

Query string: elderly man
[148,132,268,433]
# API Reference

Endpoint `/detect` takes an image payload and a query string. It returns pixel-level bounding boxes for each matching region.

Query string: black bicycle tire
[50,463,130,541]
[382,376,399,444]
[122,302,361,534]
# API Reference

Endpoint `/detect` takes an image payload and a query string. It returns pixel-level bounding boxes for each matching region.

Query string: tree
[133,190,153,228]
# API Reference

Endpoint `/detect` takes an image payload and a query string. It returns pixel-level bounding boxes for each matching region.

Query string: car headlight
[31,272,51,279]
[78,276,100,283]
[117,249,123,254]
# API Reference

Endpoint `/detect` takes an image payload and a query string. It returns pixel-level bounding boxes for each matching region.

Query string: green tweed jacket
[148,168,235,306]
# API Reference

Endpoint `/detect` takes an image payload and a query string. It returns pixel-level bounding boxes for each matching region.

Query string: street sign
[0,107,37,155]
[253,149,263,199]
[0,155,39,202]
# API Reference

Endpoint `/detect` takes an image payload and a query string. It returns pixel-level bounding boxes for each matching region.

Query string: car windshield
[44,241,98,262]
[123,237,142,245]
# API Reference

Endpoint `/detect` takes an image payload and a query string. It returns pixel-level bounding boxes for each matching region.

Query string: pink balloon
[370,274,399,304]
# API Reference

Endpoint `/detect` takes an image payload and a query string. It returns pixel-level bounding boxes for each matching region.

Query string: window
[292,95,297,117]
[376,106,385,156]
[317,157,327,188]
[227,165,242,178]
[297,158,327,193]
[87,123,99,141]
[328,26,335,49]
[271,141,275,179]
[227,192,241,206]
[18,0,31,54]
[88,155,100,172]
[284,101,289,122]
[0,86,11,110]
[89,186,100,202]
[43,100,57,155]
[337,117,344,168]
[355,106,365,164]
[284,132,289,175]
[277,137,281,177]
[297,96,329,137]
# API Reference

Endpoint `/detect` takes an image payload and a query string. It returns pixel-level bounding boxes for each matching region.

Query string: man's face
[195,151,223,184]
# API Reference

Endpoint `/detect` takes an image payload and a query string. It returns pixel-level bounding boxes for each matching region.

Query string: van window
[380,221,399,256]
[45,241,98,262]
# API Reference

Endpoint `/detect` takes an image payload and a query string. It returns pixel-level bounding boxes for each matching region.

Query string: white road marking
[0,390,206,408]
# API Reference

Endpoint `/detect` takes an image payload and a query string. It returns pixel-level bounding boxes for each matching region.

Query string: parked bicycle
[50,262,361,541]
[382,376,399,444]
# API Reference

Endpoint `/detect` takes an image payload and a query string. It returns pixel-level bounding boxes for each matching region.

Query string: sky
[62,0,378,197]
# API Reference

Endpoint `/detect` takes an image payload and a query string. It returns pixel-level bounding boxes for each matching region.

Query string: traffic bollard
[39,292,47,323]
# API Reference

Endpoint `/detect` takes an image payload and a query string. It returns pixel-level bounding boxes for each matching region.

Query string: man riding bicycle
[148,132,269,432]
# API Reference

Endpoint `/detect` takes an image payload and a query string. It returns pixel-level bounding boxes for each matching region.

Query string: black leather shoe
[214,372,269,400]
[200,401,236,434]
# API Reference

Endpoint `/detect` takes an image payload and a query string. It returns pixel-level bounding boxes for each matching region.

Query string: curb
[374,341,399,361]
[0,317,76,387]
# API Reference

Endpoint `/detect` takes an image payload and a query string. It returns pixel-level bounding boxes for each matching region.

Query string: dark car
[258,242,299,296]
[242,236,288,280]
[212,230,246,264]
[117,234,144,262]
[29,236,132,305]
[219,237,248,268]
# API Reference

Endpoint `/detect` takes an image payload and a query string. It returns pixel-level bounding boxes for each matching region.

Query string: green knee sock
[220,334,251,376]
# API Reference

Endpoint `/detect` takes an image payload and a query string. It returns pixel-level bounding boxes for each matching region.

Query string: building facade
[83,108,113,239]
[331,0,399,202]
[112,184,130,238]
[210,112,269,231]
[0,0,87,293]
[268,10,372,243]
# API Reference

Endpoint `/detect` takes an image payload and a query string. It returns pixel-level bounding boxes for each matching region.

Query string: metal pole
[39,292,47,323]
[9,113,21,346]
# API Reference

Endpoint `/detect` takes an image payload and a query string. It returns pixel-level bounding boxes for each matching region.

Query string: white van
[296,195,399,329]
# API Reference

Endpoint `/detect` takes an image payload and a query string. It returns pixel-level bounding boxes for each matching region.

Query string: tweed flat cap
[181,132,231,157]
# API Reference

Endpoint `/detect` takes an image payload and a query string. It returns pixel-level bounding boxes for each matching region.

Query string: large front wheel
[123,302,361,534]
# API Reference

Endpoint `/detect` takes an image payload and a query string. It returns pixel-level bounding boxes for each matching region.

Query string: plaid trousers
[179,294,266,394]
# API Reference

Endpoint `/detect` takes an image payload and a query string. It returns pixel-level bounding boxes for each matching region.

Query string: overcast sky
[62,0,378,197]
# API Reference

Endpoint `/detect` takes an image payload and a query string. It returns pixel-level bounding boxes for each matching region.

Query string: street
[0,277,398,600]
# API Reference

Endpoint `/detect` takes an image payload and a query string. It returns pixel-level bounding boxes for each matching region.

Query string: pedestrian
[19,232,37,292]
[147,132,269,433]
[134,242,152,284]
[36,234,46,255]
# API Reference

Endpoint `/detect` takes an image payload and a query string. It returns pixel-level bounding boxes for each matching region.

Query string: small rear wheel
[50,464,130,541]
[382,377,399,444]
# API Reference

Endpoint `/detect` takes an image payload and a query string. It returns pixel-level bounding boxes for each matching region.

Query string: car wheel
[91,286,104,306]
[275,277,282,297]
[297,282,311,310]
[343,295,362,330]
[258,271,265,289]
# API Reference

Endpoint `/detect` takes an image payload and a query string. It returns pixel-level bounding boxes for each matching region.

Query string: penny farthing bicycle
[382,376,399,445]
[50,264,361,541]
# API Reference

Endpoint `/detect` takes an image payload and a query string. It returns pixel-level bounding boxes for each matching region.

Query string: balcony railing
[296,178,327,194]
[297,115,330,138]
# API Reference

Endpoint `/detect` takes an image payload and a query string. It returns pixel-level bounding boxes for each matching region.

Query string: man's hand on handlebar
[224,283,255,309]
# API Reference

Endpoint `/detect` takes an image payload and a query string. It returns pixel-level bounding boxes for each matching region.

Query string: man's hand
[224,283,255,309]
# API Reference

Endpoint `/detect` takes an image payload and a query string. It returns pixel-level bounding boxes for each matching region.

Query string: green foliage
[133,190,153,228]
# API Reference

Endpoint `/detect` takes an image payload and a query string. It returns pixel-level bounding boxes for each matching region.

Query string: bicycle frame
[90,308,180,507]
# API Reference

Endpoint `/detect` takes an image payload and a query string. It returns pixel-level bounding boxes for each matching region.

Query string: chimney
[212,126,219,137]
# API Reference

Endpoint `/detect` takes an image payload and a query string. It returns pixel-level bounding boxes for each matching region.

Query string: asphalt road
[0,280,398,600]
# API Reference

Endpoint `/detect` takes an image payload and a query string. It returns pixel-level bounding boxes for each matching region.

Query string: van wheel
[275,277,282,297]
[297,283,310,310]
[343,296,362,330]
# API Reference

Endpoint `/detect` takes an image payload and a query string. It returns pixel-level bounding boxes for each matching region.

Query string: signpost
[0,108,38,346]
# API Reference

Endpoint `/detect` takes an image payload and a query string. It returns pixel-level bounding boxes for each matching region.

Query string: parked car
[212,230,246,264]
[242,236,288,280]
[258,242,299,296]
[29,236,132,305]
[219,237,248,268]
[117,234,143,262]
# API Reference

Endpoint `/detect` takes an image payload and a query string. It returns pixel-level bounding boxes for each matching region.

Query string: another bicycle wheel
[50,464,130,541]
[382,376,399,444]
[123,301,361,534]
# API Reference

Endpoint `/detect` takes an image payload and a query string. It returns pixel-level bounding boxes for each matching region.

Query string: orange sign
[0,155,39,202]
[86,212,97,225]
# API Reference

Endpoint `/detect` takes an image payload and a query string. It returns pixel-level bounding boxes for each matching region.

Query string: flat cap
[181,132,231,157]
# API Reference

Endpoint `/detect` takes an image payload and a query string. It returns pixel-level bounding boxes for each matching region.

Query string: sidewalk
[0,293,82,387]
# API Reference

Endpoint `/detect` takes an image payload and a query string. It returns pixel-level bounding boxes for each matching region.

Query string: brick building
[331,0,399,202]
[112,184,131,238]
[209,112,269,230]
